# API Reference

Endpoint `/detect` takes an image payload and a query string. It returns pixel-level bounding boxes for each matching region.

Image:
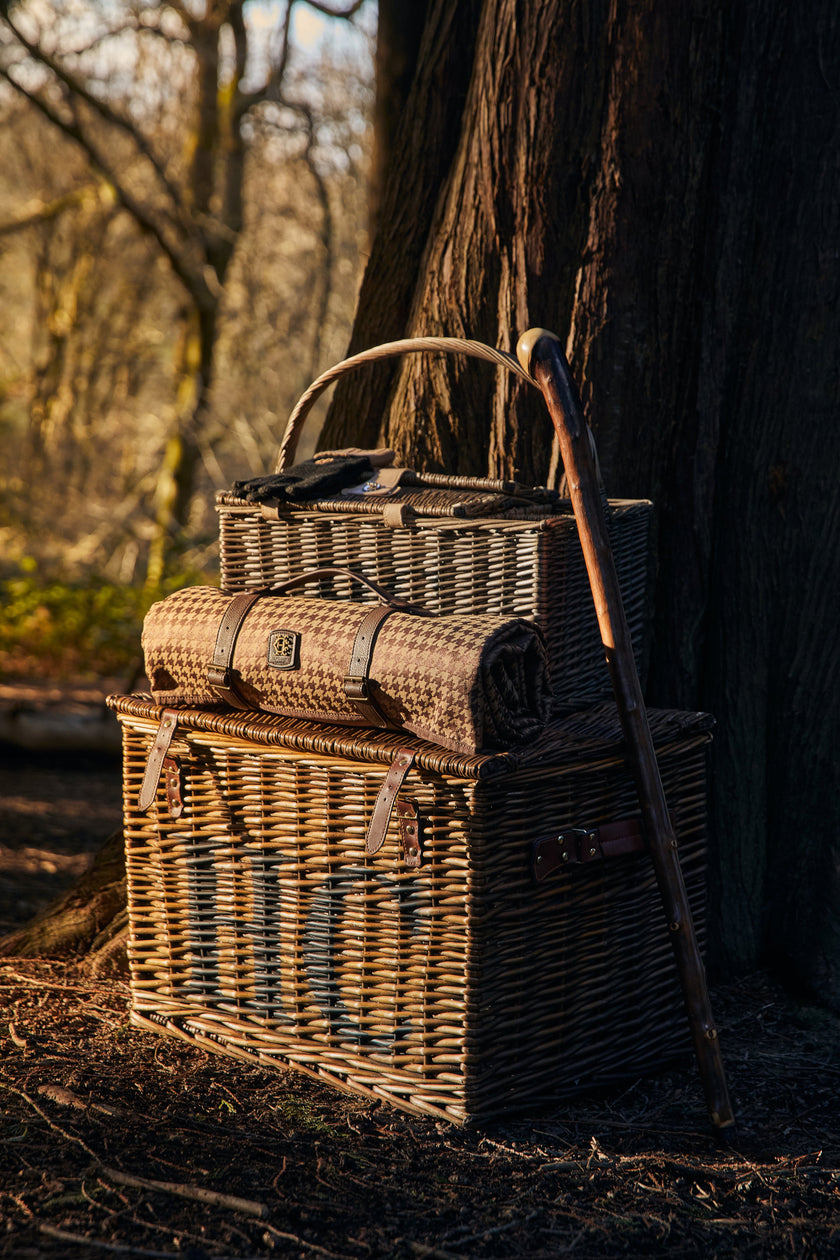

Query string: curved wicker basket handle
[276,337,537,472]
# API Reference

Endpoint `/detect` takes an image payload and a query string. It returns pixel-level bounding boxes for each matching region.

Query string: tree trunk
[145,302,216,589]
[559,0,840,1002]
[368,0,431,244]
[327,0,840,1005]
[317,0,484,452]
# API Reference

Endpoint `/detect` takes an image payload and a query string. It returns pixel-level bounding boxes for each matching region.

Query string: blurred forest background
[0,0,374,680]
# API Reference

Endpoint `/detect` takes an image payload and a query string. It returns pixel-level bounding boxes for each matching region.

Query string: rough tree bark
[367,0,430,242]
[317,0,484,449]
[322,0,840,1005]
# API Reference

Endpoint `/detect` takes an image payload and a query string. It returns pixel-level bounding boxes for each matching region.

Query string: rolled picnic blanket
[142,571,552,756]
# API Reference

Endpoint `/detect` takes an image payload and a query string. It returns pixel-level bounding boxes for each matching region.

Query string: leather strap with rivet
[365,750,416,856]
[530,818,648,883]
[138,709,180,813]
[396,797,422,868]
[163,756,184,819]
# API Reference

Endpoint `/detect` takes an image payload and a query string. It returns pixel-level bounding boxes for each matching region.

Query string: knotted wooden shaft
[518,328,734,1130]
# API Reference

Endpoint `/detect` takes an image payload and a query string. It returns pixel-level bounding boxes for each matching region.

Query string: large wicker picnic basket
[216,338,653,711]
[110,692,711,1125]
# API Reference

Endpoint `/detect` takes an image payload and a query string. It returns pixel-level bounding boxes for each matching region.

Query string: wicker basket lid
[107,693,712,781]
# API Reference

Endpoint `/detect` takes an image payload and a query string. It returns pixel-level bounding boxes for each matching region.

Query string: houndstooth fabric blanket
[142,587,552,756]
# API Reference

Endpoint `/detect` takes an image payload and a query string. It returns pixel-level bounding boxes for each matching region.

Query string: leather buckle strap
[343,604,400,727]
[396,797,422,868]
[207,589,263,708]
[530,818,647,883]
[163,756,184,818]
[365,749,416,855]
[138,710,179,813]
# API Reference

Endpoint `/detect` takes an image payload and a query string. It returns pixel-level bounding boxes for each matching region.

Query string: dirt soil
[1,728,839,1258]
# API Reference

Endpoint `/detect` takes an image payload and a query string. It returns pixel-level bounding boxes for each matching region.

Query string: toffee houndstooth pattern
[142,588,552,755]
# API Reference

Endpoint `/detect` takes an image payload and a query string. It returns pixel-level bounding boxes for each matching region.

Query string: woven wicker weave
[110,694,711,1125]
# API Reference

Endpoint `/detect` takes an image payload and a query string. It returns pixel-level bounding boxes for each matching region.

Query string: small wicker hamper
[109,693,712,1125]
[216,495,652,712]
[216,336,653,710]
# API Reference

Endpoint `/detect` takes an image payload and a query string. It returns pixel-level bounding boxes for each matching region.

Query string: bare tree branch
[238,0,295,113]
[0,183,109,237]
[1,10,188,224]
[0,67,209,308]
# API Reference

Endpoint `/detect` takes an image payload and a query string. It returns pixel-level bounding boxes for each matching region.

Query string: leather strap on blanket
[207,590,262,708]
[206,566,415,722]
[343,604,401,727]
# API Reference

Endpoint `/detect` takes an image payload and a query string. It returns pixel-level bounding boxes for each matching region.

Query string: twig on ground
[1,1190,34,1219]
[0,968,92,992]
[100,1166,269,1219]
[8,1021,28,1049]
[405,1243,469,1260]
[2,1081,269,1222]
[443,1211,540,1248]
[0,1081,100,1160]
[263,1222,356,1258]
[37,1223,182,1256]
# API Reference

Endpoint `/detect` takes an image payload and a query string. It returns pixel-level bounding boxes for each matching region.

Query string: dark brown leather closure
[163,756,184,819]
[343,604,400,726]
[396,798,422,868]
[207,588,262,707]
[138,709,179,813]
[206,565,426,714]
[530,818,647,883]
[365,749,416,856]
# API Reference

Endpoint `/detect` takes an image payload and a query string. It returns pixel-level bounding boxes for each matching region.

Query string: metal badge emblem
[267,629,300,670]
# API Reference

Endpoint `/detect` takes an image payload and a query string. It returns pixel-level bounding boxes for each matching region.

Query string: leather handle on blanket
[530,818,648,883]
[260,565,418,608]
[206,565,422,713]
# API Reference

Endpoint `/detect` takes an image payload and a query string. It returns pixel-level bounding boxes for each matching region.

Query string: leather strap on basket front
[530,818,648,883]
[138,710,180,812]
[365,749,416,855]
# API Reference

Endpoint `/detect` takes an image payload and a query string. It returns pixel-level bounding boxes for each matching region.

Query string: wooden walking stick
[518,328,734,1131]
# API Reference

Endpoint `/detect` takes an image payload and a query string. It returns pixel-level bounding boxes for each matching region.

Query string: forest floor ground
[0,684,838,1259]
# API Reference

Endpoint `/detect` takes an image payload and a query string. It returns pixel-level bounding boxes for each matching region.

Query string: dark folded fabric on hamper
[142,587,552,756]
[232,455,375,504]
